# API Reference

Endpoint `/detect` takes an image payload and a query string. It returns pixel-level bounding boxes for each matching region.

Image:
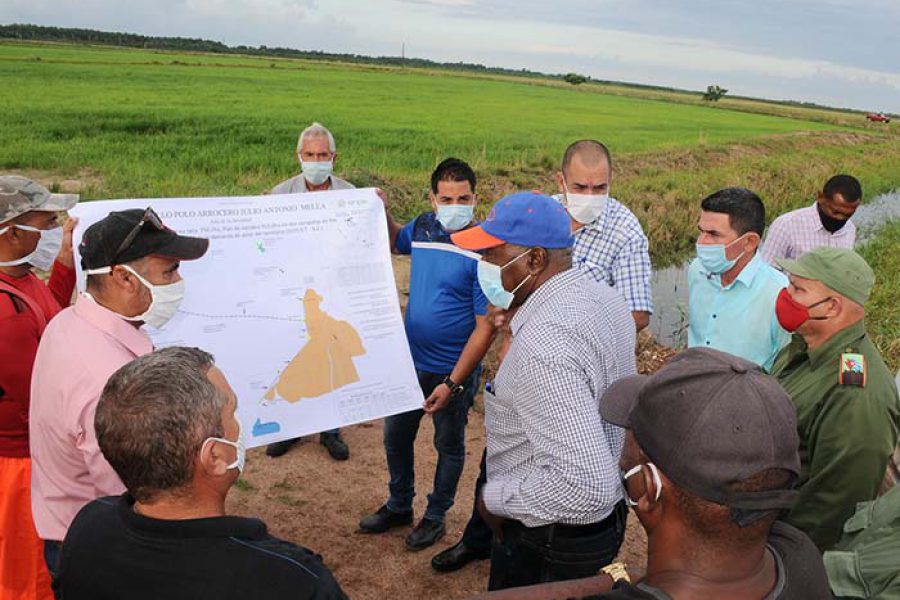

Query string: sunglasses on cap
[112,207,164,264]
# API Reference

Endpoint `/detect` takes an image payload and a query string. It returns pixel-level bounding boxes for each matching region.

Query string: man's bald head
[561,139,612,175]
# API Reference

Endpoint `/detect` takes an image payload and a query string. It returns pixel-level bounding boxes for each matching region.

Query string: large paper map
[70,189,421,448]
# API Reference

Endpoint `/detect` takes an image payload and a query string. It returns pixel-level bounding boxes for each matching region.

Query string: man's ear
[109,265,140,294]
[555,171,566,193]
[526,247,549,274]
[331,152,337,166]
[429,192,438,213]
[825,295,844,319]
[199,439,230,478]
[744,232,761,254]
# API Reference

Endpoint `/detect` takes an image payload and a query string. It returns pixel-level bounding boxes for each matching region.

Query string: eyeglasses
[112,207,163,263]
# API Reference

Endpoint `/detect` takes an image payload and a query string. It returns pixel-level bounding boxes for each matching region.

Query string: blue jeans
[384,368,480,522]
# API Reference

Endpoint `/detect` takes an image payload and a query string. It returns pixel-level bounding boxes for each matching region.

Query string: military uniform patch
[839,353,866,387]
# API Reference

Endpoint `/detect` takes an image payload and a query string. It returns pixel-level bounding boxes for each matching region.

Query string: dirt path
[227,408,649,600]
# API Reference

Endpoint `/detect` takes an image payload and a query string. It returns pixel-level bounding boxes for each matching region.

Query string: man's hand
[375,187,389,210]
[486,304,512,329]
[423,383,452,414]
[477,490,506,541]
[56,216,79,269]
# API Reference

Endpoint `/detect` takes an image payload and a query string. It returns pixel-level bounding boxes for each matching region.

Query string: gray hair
[296,121,336,153]
[95,346,226,502]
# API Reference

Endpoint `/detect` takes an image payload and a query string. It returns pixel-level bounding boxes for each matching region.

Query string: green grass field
[1,40,899,367]
[0,42,847,194]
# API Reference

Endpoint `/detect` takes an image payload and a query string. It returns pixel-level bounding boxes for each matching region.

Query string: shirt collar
[806,202,852,238]
[733,252,763,287]
[117,494,268,540]
[74,294,155,357]
[806,319,867,369]
[510,268,582,335]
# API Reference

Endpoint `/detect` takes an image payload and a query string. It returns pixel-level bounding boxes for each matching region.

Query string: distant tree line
[0,23,555,78]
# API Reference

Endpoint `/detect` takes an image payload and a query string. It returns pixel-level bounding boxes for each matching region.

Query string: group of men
[0,120,898,599]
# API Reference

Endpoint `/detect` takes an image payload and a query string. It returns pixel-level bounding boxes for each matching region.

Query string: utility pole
[402,42,405,60]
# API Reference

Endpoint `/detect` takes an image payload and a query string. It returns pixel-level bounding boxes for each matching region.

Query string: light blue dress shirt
[688,252,790,371]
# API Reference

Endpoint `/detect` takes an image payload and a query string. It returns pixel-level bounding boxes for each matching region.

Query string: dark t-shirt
[587,522,832,600]
[56,495,348,600]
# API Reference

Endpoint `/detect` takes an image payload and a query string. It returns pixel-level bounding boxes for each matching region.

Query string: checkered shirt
[572,197,653,314]
[482,268,636,527]
[760,203,856,265]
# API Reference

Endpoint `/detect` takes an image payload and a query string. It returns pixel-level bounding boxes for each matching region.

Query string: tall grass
[858,221,900,373]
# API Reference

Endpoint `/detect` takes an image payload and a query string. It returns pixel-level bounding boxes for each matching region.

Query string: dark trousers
[460,449,493,552]
[487,501,628,591]
[43,539,62,579]
[384,368,480,522]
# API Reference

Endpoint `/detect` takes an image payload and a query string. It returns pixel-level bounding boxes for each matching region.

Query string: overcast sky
[4,0,899,112]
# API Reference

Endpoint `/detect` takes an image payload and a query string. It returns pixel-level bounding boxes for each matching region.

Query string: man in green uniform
[771,247,900,551]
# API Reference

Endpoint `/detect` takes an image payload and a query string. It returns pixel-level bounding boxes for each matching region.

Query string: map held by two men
[70,189,422,448]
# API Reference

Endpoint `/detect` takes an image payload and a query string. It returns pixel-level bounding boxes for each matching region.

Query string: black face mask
[817,202,849,233]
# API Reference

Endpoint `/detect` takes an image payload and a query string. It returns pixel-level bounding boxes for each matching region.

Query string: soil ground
[226,253,676,600]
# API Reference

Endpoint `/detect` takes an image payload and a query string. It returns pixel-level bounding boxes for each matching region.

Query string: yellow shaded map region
[265,289,365,403]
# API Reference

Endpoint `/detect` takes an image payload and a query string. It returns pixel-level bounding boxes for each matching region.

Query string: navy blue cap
[451,192,573,250]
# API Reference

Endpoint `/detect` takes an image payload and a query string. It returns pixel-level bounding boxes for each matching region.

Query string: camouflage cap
[0,175,78,224]
[776,247,875,307]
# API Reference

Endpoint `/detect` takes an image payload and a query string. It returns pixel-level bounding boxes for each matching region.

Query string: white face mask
[301,160,334,186]
[84,264,185,329]
[0,224,63,271]
[562,184,608,225]
[203,417,246,473]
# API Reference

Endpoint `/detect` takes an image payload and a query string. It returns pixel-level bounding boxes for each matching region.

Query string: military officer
[771,247,900,551]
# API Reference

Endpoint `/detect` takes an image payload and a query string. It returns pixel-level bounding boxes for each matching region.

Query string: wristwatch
[442,376,464,397]
[600,562,631,583]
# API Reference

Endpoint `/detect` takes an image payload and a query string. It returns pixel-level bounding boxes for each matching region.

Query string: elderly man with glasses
[29,207,208,576]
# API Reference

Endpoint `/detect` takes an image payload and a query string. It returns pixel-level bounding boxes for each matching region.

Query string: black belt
[508,500,626,539]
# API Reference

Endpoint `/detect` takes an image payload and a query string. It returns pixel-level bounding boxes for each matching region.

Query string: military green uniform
[825,483,900,599]
[773,321,900,551]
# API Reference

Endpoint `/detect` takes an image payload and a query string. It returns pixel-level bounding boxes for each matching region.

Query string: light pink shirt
[760,202,856,265]
[30,294,154,541]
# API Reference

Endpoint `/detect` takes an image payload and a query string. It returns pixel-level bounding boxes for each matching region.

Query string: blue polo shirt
[688,252,791,371]
[396,212,488,374]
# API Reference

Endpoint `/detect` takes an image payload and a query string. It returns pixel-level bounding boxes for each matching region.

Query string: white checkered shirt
[572,197,653,314]
[760,203,856,265]
[482,268,636,527]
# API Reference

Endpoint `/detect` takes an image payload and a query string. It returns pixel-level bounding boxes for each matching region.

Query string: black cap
[80,208,209,270]
[601,348,800,513]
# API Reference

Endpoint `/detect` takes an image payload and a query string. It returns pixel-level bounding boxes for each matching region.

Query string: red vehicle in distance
[867,112,891,123]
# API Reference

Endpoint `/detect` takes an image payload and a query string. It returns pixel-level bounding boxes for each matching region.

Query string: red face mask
[775,288,832,332]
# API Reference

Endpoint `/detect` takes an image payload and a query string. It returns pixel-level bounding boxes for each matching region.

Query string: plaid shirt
[571,197,653,314]
[760,203,856,265]
[482,269,636,527]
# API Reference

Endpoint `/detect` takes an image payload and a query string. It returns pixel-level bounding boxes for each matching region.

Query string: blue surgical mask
[301,160,333,186]
[476,249,533,310]
[695,234,747,274]
[436,205,474,232]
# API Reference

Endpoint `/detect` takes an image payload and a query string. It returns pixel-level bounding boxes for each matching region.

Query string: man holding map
[358,158,495,552]
[30,207,209,575]
[267,121,355,461]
